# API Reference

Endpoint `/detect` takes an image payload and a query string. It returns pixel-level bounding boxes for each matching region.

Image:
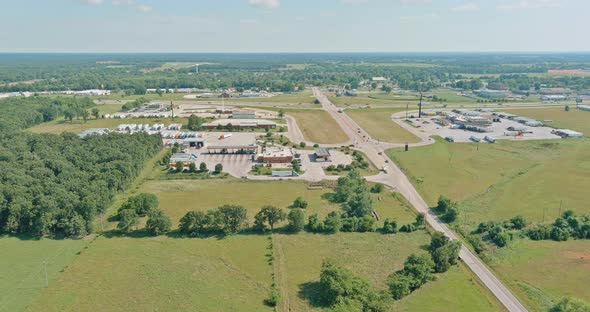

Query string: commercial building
[183,138,205,149]
[169,153,197,170]
[206,134,259,154]
[314,148,331,162]
[272,170,299,177]
[203,119,277,130]
[541,95,568,101]
[476,90,509,99]
[257,147,294,164]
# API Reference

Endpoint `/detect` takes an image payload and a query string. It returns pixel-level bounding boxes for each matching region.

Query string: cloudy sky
[0,0,588,52]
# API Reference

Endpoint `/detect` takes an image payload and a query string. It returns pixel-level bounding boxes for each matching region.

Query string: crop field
[286,110,349,144]
[346,108,421,143]
[28,117,189,134]
[487,239,590,311]
[387,138,590,309]
[506,106,590,135]
[275,232,501,312]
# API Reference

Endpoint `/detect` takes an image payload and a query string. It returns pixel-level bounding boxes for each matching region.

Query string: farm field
[286,110,349,144]
[506,106,590,135]
[346,108,421,143]
[28,117,189,134]
[387,138,590,310]
[275,232,502,312]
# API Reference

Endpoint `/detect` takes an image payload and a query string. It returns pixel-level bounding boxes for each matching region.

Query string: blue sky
[0,0,588,52]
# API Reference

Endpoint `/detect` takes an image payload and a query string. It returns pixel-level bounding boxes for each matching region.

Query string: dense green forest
[0,97,162,237]
[1,53,589,93]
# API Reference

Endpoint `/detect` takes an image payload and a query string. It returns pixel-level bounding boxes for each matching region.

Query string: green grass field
[388,138,590,224]
[287,110,349,144]
[26,235,273,312]
[346,108,421,143]
[0,236,91,312]
[387,138,590,310]
[506,106,590,136]
[28,117,189,134]
[487,239,590,311]
[275,232,502,312]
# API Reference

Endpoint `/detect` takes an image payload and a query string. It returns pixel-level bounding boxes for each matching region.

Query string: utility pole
[170,101,174,121]
[418,83,424,118]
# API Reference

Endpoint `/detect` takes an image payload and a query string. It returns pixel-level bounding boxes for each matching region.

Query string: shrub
[146,209,172,236]
[370,183,384,193]
[292,197,308,209]
[382,219,398,234]
[287,209,305,233]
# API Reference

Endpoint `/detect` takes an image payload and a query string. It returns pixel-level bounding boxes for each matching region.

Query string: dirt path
[272,235,290,312]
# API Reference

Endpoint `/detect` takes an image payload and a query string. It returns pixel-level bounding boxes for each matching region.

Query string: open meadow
[275,232,502,312]
[346,108,421,143]
[286,110,349,144]
[387,137,590,310]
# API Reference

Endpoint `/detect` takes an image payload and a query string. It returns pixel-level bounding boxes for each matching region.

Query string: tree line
[0,96,163,237]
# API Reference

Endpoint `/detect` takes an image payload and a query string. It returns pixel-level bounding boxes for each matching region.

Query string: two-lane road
[312,87,527,312]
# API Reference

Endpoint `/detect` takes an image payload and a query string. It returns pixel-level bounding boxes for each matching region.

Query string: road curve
[312,87,528,312]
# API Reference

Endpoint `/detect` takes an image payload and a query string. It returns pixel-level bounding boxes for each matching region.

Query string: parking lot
[407,116,562,143]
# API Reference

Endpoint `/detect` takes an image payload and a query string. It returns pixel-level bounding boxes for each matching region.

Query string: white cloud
[452,2,480,12]
[135,4,152,12]
[248,0,280,9]
[400,12,437,22]
[497,0,564,10]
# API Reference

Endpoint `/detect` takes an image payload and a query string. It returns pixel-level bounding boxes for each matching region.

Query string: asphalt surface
[312,87,528,312]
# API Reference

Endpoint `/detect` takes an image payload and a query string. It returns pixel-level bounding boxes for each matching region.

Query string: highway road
[312,87,528,312]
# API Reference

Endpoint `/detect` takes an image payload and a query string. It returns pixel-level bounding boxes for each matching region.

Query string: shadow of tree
[298,281,325,308]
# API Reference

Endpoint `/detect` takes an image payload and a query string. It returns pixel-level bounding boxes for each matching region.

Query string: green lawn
[275,232,502,312]
[346,108,421,143]
[28,117,189,134]
[506,106,590,136]
[287,110,349,144]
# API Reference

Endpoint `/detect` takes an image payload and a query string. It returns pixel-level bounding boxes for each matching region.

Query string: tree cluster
[179,205,249,236]
[527,210,590,242]
[435,195,459,223]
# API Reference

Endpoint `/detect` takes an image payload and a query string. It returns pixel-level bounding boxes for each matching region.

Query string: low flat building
[207,134,258,154]
[183,138,205,149]
[258,147,294,164]
[272,170,299,177]
[577,105,590,112]
[169,153,197,170]
[314,148,331,162]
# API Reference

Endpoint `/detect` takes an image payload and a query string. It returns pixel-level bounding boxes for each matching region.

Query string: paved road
[312,87,528,312]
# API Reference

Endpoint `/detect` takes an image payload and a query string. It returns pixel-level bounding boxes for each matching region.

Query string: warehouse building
[169,153,197,170]
[257,147,294,164]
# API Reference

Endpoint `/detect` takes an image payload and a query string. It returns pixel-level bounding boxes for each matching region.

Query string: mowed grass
[0,237,91,312]
[346,108,421,143]
[275,232,501,312]
[506,106,590,135]
[287,110,349,144]
[28,117,189,134]
[487,239,590,311]
[26,235,273,312]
